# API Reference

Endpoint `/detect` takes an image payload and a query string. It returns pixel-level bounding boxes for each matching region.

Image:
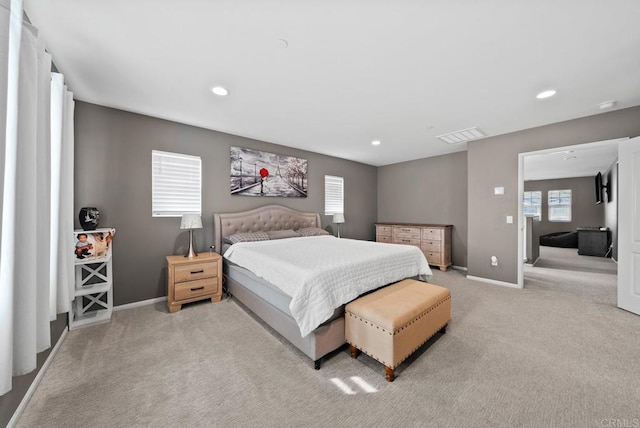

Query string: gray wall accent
[377,151,468,268]
[0,315,66,427]
[468,105,640,284]
[524,176,604,237]
[74,102,377,305]
[604,160,618,260]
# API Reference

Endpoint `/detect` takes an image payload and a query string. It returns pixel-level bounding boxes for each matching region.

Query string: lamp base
[337,224,341,238]
[184,229,198,258]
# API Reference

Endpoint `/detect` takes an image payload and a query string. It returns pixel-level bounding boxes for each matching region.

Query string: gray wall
[74,102,378,306]
[377,151,468,268]
[0,315,66,427]
[468,105,640,284]
[604,160,618,260]
[524,176,604,237]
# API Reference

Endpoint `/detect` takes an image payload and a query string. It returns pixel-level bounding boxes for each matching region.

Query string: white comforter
[223,236,432,337]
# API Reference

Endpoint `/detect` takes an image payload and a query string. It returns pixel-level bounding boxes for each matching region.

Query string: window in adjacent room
[548,189,572,222]
[152,150,202,217]
[324,175,344,215]
[523,191,542,220]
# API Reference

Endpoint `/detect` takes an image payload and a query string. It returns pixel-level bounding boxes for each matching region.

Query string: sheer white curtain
[0,0,74,396]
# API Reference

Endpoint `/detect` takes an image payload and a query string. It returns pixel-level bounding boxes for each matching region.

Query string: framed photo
[74,229,115,262]
[230,146,308,197]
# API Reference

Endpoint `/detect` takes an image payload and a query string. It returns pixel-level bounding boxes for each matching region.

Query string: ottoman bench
[345,279,451,381]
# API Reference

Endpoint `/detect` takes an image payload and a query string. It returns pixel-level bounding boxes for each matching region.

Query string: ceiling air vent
[437,127,486,144]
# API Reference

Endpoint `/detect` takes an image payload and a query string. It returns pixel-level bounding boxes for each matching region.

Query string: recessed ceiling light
[211,86,229,96]
[536,89,557,99]
[371,140,381,146]
[599,100,617,110]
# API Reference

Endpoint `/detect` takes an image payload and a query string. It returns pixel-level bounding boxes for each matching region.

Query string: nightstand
[166,253,222,313]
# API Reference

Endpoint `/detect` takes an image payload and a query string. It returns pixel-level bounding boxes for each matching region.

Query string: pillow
[297,227,330,237]
[223,231,270,245]
[266,229,300,240]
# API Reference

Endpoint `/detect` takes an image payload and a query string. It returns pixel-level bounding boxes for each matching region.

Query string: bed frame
[213,205,346,369]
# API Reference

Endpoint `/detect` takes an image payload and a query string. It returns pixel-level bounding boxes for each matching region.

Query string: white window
[523,191,542,220]
[324,175,344,215]
[152,150,202,217]
[548,189,572,222]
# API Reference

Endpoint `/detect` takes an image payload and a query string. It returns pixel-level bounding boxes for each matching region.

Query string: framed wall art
[230,147,308,197]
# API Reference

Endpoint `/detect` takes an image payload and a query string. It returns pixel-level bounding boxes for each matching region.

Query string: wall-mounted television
[595,172,608,204]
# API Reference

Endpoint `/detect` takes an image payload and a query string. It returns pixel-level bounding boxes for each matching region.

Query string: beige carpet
[17,252,639,428]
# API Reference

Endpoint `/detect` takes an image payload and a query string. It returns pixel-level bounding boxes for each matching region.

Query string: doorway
[517,138,626,289]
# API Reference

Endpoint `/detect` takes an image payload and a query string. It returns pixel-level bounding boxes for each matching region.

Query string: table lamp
[181,214,203,258]
[333,213,345,238]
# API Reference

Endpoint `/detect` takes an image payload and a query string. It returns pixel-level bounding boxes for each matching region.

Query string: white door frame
[517,138,627,288]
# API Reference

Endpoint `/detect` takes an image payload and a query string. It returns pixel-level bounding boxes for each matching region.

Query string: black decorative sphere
[79,207,100,230]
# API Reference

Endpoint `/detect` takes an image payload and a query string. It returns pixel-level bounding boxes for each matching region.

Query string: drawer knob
[190,270,204,274]
[190,286,205,291]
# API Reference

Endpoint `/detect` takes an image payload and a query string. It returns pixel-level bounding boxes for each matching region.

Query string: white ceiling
[24,1,640,167]
[523,139,621,181]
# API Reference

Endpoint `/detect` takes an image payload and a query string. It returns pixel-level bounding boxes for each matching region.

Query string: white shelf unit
[69,228,115,330]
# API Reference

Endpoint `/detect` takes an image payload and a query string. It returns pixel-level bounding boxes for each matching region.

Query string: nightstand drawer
[422,228,442,241]
[174,261,218,283]
[174,278,217,301]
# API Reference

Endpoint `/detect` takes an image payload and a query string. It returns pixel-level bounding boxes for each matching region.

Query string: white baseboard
[8,327,68,428]
[451,265,468,272]
[466,275,521,289]
[113,296,167,312]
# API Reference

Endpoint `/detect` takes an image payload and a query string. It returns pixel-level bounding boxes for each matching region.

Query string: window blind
[548,189,571,222]
[324,175,344,215]
[152,150,201,217]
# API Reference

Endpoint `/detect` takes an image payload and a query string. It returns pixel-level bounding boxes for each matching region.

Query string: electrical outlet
[491,256,498,266]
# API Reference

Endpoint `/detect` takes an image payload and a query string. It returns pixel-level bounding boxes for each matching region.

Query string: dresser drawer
[422,228,442,241]
[394,237,421,246]
[421,241,441,252]
[174,261,218,283]
[393,226,421,240]
[377,234,393,243]
[174,278,217,301]
[376,225,392,237]
[424,251,442,265]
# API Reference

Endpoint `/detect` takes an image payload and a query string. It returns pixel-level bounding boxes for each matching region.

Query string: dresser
[166,253,222,313]
[376,223,453,271]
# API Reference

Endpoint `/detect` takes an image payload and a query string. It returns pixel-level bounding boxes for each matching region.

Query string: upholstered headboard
[213,205,322,254]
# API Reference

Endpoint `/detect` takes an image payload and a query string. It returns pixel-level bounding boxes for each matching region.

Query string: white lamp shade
[180,214,203,229]
[332,213,345,224]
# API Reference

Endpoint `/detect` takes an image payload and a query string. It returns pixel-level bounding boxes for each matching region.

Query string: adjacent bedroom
[522,141,619,307]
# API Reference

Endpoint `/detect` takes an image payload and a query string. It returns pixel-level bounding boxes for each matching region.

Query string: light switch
[506,216,513,224]
[494,187,504,195]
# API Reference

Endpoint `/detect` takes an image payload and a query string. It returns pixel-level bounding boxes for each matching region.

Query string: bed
[213,205,431,369]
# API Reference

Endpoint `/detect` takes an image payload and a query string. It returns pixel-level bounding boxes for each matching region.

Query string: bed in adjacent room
[214,205,432,368]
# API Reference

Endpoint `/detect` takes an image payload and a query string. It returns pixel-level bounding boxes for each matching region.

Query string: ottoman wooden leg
[385,366,395,382]
[439,323,448,334]
[349,344,360,359]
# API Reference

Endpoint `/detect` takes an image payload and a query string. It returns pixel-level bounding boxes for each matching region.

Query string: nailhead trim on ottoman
[345,279,451,381]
